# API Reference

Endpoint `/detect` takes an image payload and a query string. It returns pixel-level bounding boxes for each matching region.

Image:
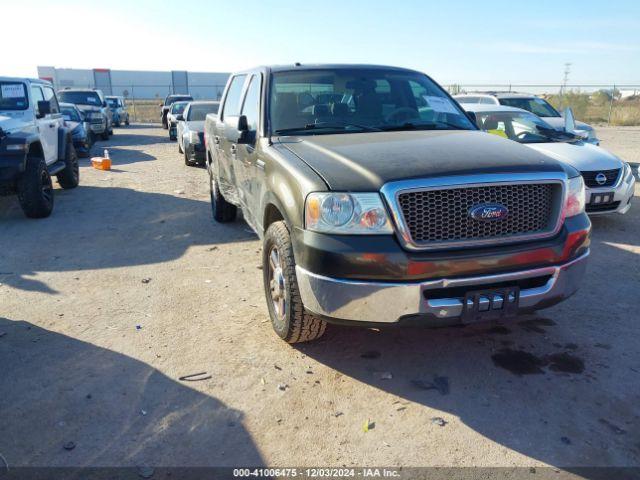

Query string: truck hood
[278,130,573,191]
[525,141,623,171]
[542,117,593,133]
[0,112,30,134]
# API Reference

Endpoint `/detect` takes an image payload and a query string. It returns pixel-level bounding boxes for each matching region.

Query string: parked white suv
[0,77,79,218]
[454,92,599,145]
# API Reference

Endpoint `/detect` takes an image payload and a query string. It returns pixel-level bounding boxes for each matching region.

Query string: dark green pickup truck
[204,64,591,343]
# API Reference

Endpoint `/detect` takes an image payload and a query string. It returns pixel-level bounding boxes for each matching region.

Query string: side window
[183,105,190,120]
[30,86,44,116]
[221,75,247,120]
[241,75,261,133]
[42,86,60,113]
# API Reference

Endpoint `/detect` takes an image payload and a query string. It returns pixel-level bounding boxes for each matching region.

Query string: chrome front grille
[581,169,620,188]
[381,175,566,251]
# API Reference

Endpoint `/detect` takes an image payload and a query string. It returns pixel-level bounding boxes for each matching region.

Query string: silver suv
[58,88,113,140]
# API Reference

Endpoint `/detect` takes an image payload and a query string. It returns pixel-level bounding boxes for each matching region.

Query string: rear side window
[0,82,28,110]
[221,75,247,119]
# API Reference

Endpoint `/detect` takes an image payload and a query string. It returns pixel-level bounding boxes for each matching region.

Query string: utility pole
[560,62,571,109]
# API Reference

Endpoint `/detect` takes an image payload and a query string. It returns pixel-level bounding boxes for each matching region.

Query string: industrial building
[37,67,230,100]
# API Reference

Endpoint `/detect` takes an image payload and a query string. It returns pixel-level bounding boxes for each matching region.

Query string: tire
[184,150,192,166]
[178,139,183,154]
[114,121,121,128]
[17,156,54,218]
[125,117,130,126]
[57,142,79,189]
[209,171,236,222]
[263,221,327,343]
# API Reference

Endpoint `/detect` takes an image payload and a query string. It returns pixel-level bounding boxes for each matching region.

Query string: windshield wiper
[275,121,382,135]
[535,125,578,142]
[382,121,467,131]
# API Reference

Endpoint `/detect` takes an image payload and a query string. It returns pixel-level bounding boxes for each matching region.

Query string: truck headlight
[565,176,586,217]
[305,192,393,234]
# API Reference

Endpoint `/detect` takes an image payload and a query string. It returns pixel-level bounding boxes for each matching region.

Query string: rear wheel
[263,221,327,343]
[17,157,54,218]
[57,142,79,189]
[209,171,236,222]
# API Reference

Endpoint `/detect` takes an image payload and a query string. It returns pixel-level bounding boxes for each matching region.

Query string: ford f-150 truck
[204,64,591,343]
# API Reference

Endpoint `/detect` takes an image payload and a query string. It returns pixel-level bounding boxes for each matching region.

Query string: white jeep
[0,77,79,218]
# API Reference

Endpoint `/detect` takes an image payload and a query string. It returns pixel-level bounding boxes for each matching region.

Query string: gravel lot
[1,125,639,471]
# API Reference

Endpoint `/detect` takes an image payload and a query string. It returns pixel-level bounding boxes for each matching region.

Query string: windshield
[187,103,219,121]
[475,110,575,143]
[499,97,560,117]
[170,102,188,114]
[269,68,475,135]
[106,98,119,108]
[58,91,103,106]
[60,106,81,122]
[0,82,28,111]
[165,96,192,106]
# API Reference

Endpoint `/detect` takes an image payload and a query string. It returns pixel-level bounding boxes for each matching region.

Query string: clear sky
[5,0,640,85]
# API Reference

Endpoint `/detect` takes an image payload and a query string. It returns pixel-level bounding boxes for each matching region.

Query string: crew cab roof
[234,63,425,75]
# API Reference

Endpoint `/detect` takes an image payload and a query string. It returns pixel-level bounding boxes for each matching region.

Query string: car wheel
[57,141,80,189]
[209,170,236,223]
[17,156,54,218]
[184,150,192,166]
[263,221,327,343]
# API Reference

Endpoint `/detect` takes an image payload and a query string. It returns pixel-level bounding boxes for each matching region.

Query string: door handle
[230,144,237,155]
[214,136,220,145]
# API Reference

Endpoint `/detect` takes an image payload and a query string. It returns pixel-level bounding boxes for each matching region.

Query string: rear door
[214,74,247,204]
[236,74,263,228]
[42,85,64,161]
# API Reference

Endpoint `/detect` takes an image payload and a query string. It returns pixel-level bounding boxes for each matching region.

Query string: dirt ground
[1,125,639,472]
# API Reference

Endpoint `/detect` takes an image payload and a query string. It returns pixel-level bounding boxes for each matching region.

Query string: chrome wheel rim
[268,246,286,323]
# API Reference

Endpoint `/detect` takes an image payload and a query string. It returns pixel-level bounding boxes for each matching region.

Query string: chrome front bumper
[585,172,635,215]
[296,251,589,324]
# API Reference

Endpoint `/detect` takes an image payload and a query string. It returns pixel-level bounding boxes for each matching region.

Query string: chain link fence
[446,84,640,126]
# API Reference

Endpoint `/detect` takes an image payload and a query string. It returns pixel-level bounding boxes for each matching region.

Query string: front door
[31,85,57,164]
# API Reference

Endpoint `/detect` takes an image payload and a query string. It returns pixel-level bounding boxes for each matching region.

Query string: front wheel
[17,157,54,218]
[263,221,327,343]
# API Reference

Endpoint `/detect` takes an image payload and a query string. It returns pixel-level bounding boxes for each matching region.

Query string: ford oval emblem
[469,204,509,221]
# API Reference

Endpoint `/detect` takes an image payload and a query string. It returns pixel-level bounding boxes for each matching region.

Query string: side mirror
[465,111,477,126]
[176,114,184,121]
[236,115,250,144]
[37,100,51,118]
[564,107,575,133]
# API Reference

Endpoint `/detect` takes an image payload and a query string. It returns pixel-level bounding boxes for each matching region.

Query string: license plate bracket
[461,286,520,324]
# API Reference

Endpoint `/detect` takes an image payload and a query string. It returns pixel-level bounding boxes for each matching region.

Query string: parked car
[160,94,193,129]
[204,64,590,343]
[453,92,599,144]
[60,102,92,157]
[58,88,113,140]
[0,77,79,218]
[177,101,219,165]
[105,96,129,127]
[462,103,635,215]
[167,101,189,141]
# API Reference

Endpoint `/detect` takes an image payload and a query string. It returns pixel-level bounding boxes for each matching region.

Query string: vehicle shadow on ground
[0,186,256,293]
[96,128,171,148]
[0,317,264,468]
[299,209,640,472]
